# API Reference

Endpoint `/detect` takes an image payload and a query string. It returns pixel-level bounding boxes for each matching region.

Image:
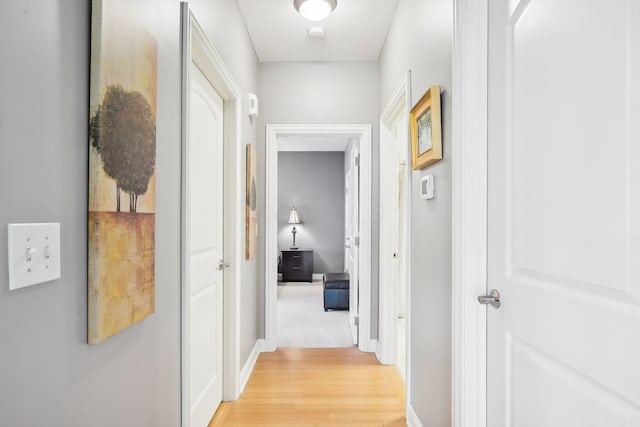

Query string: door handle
[217,260,230,271]
[478,289,501,309]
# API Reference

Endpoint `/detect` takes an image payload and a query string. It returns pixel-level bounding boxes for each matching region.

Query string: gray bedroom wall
[0,1,258,425]
[278,152,345,273]
[257,61,380,338]
[378,0,453,425]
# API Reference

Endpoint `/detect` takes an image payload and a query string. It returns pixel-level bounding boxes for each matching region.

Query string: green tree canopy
[89,85,156,212]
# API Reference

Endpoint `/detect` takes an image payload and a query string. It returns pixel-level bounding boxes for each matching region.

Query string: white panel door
[187,61,224,427]
[487,0,640,425]
[345,147,360,345]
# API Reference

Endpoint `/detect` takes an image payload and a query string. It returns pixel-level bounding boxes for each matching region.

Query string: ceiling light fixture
[294,0,337,22]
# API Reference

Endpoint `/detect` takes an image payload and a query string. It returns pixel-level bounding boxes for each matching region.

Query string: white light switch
[8,223,61,290]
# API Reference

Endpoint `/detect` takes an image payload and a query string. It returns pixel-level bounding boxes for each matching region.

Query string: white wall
[378,0,453,425]
[258,61,380,338]
[278,152,345,273]
[0,0,258,425]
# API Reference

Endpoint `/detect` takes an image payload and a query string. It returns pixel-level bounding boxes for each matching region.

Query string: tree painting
[88,0,157,345]
[89,85,156,212]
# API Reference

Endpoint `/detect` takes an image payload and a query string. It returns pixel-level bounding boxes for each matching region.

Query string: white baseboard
[406,404,423,427]
[239,339,265,394]
[373,338,384,361]
[369,338,378,354]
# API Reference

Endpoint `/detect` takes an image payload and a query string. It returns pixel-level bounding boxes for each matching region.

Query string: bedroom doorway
[265,125,371,351]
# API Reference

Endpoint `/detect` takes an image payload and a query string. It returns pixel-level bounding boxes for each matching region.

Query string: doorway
[378,72,412,392]
[265,124,374,352]
[180,6,244,426]
[276,144,352,348]
[452,0,640,424]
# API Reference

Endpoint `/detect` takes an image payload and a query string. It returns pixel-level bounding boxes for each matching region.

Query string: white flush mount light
[308,26,326,38]
[294,0,337,22]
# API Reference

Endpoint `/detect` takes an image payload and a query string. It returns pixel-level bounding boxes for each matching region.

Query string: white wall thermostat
[421,174,435,200]
[248,93,259,118]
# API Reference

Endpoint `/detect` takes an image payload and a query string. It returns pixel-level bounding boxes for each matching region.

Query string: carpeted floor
[277,280,354,348]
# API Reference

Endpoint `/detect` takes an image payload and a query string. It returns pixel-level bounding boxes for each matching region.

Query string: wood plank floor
[209,348,407,426]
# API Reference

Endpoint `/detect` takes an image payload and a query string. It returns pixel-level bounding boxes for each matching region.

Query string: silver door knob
[478,289,501,309]
[217,260,230,271]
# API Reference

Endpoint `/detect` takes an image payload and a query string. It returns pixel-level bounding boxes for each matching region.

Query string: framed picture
[410,85,442,170]
[246,144,257,259]
[88,0,157,344]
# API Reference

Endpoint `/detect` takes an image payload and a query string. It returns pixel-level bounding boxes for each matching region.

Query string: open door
[485,0,640,424]
[345,145,360,345]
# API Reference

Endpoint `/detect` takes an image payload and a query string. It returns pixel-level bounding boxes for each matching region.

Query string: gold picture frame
[246,144,257,259]
[410,85,442,170]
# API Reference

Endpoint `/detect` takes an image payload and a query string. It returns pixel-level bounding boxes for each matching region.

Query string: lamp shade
[288,207,302,224]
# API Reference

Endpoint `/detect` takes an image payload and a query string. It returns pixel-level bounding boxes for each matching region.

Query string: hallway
[210,348,406,426]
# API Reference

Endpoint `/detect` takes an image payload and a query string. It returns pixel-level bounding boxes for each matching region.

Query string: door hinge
[355,155,360,167]
[354,316,359,326]
[354,236,360,247]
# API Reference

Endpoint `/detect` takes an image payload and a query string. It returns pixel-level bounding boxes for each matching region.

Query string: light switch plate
[8,223,61,290]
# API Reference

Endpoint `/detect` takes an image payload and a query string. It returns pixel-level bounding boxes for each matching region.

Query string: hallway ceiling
[236,0,400,62]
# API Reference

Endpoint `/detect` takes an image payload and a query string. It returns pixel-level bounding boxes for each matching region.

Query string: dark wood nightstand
[281,249,314,282]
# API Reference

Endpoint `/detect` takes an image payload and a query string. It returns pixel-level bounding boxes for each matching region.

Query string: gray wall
[258,61,380,338]
[278,152,345,274]
[378,0,453,425]
[0,1,258,425]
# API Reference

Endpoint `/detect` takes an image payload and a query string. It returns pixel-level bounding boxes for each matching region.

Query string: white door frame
[377,71,413,404]
[376,71,412,414]
[265,124,373,352]
[451,0,488,426]
[180,4,244,424]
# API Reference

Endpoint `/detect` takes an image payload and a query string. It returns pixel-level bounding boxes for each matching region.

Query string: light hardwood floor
[210,348,407,426]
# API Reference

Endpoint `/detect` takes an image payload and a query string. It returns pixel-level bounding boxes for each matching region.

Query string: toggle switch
[26,247,36,262]
[44,245,53,260]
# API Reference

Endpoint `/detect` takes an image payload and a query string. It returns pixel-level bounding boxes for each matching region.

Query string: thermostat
[248,93,259,118]
[421,174,434,200]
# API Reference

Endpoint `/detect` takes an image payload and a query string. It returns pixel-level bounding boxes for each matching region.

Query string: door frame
[265,124,374,352]
[376,71,411,354]
[180,4,244,425]
[377,71,413,404]
[451,0,489,426]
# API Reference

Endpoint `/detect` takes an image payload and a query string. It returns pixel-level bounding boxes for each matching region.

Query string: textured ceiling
[236,0,400,62]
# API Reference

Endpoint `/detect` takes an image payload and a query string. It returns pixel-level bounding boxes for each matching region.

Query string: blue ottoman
[323,273,350,311]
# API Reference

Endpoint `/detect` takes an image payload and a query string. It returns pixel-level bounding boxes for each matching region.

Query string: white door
[186,61,224,427]
[345,147,360,345]
[487,0,640,425]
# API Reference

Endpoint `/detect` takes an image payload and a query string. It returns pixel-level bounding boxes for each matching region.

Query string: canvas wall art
[246,144,257,259]
[88,0,157,344]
